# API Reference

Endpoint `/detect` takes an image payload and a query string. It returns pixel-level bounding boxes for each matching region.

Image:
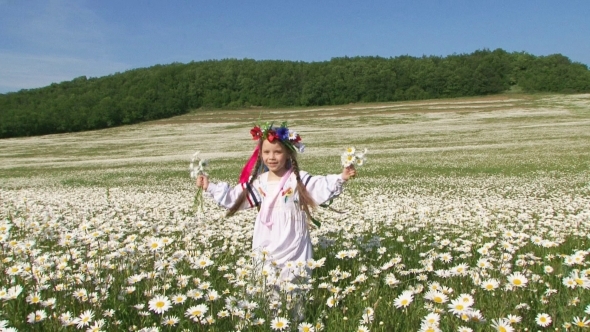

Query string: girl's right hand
[196,174,209,190]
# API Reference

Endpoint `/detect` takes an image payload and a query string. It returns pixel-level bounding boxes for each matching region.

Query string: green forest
[1,48,590,138]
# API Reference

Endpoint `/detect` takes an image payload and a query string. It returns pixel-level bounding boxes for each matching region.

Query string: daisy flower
[457,293,474,306]
[59,312,75,326]
[448,298,470,315]
[206,289,220,301]
[506,314,521,324]
[26,292,42,304]
[5,265,22,276]
[490,318,514,332]
[393,291,413,308]
[86,319,105,332]
[570,271,590,289]
[573,316,590,328]
[270,316,290,331]
[298,322,315,332]
[74,310,94,329]
[26,310,47,323]
[451,263,469,276]
[423,313,441,326]
[424,290,448,304]
[356,325,370,332]
[467,309,486,323]
[146,238,164,252]
[563,276,577,288]
[535,313,552,327]
[419,322,441,332]
[185,304,208,320]
[341,147,367,167]
[326,296,338,307]
[315,322,325,331]
[6,285,24,300]
[507,272,528,288]
[439,252,453,263]
[385,273,400,287]
[170,294,187,304]
[148,294,171,314]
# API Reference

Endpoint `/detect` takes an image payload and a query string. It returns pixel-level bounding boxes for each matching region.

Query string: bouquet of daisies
[312,147,368,228]
[189,151,209,212]
[341,147,368,168]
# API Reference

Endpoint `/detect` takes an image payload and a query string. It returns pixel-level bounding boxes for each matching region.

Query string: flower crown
[250,122,305,153]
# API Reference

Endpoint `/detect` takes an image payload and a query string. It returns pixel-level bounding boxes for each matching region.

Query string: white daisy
[270,316,290,331]
[535,313,552,327]
[148,295,171,314]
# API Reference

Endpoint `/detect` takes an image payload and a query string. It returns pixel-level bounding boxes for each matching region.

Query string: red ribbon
[239,145,260,184]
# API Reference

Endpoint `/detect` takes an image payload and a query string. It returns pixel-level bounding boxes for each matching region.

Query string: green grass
[0,93,589,331]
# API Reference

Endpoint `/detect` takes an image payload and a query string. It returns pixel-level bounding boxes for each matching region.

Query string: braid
[291,157,317,227]
[227,141,263,217]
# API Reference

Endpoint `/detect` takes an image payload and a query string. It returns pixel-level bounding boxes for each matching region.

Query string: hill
[1,48,589,138]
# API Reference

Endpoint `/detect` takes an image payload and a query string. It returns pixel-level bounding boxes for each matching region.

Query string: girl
[196,123,356,283]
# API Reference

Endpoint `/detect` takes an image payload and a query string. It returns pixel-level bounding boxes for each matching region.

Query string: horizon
[1,0,589,94]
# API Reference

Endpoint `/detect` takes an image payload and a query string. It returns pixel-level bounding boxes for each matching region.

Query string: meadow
[1,93,589,331]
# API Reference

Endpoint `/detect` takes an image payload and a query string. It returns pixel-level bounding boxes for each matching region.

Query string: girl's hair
[227,139,317,225]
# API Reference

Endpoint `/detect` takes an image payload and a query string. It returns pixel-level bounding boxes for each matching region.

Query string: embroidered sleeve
[205,181,260,210]
[303,173,345,205]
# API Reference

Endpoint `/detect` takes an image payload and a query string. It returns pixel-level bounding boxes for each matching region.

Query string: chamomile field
[1,93,590,332]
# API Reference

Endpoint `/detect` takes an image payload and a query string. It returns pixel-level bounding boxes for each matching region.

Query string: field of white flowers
[1,94,589,331]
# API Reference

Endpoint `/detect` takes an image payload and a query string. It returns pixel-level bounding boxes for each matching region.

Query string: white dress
[205,170,345,281]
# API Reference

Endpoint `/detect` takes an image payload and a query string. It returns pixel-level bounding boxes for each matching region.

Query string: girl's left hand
[341,165,357,181]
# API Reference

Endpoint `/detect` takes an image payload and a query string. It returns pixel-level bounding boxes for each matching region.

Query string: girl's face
[261,139,289,175]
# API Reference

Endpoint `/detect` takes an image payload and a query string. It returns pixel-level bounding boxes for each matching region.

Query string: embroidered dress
[206,170,345,281]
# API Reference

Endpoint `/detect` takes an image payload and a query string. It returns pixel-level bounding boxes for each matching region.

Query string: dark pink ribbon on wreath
[239,145,260,184]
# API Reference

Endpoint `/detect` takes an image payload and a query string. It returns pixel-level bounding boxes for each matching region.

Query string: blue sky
[1,0,589,93]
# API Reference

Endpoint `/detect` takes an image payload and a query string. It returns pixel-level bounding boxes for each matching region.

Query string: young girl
[195,123,356,283]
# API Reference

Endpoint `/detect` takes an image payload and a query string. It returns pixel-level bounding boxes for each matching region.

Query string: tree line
[1,48,589,138]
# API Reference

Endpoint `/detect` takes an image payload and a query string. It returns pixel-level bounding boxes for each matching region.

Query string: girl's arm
[303,166,356,205]
[203,180,258,211]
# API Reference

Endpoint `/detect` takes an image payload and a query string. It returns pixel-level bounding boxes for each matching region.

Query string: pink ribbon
[257,169,292,228]
[239,145,260,184]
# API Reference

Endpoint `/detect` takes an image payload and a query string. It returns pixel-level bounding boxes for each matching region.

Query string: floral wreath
[240,122,304,184]
[249,122,304,153]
